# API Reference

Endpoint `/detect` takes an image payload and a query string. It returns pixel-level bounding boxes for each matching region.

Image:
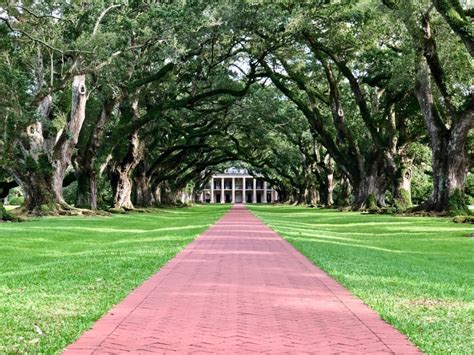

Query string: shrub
[466,172,474,205]
[63,181,78,206]
[8,195,24,206]
[379,207,397,215]
[366,194,378,213]
[7,187,24,206]
[452,215,474,224]
[448,189,470,216]
[411,166,432,205]
[0,203,21,222]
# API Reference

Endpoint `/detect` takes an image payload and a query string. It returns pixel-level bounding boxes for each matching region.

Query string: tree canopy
[0,0,472,215]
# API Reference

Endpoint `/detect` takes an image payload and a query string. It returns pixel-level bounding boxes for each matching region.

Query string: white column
[221,177,224,203]
[263,181,267,203]
[200,191,204,202]
[232,177,235,203]
[243,177,246,204]
[210,177,214,203]
[253,178,257,203]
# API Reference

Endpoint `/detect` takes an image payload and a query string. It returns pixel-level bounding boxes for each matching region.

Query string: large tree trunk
[51,75,87,205]
[160,184,179,205]
[352,176,387,209]
[340,175,351,207]
[74,98,115,209]
[76,169,98,210]
[415,58,471,213]
[10,170,56,211]
[326,171,335,206]
[110,168,135,210]
[304,186,319,205]
[276,188,289,203]
[319,155,335,206]
[345,152,391,210]
[445,119,471,202]
[110,100,143,210]
[351,156,390,210]
[110,132,142,210]
[9,95,55,212]
[393,155,413,211]
[427,120,471,213]
[133,162,155,207]
[292,186,306,205]
[153,184,162,205]
[10,75,87,213]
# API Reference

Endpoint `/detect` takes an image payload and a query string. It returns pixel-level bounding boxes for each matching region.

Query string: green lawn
[248,205,474,354]
[0,205,230,354]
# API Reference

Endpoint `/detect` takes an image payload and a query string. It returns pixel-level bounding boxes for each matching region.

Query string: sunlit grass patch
[248,205,474,355]
[0,205,230,354]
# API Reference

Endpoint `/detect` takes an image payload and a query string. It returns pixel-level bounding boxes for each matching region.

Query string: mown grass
[248,205,474,354]
[0,205,230,354]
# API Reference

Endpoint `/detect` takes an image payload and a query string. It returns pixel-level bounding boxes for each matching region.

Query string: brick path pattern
[65,205,420,354]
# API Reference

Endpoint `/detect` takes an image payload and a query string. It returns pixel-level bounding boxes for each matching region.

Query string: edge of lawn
[58,204,231,352]
[245,204,454,354]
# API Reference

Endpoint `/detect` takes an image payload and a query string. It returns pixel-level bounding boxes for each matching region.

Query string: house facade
[199,167,278,204]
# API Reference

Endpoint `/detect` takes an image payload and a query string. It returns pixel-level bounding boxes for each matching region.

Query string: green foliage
[39,203,56,214]
[466,172,474,205]
[366,194,378,212]
[394,188,412,212]
[379,206,398,215]
[448,189,469,216]
[7,188,24,206]
[452,215,474,224]
[62,181,78,206]
[411,166,433,205]
[97,175,113,210]
[0,0,471,213]
[0,203,14,221]
[51,112,68,134]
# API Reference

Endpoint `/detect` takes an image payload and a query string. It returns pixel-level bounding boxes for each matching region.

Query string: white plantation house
[199,167,278,204]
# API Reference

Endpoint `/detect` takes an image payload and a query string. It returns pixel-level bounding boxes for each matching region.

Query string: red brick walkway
[65,205,420,354]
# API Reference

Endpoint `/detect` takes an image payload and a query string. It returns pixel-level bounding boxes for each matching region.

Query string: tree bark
[340,175,351,207]
[321,155,336,206]
[110,169,135,210]
[10,170,56,211]
[74,98,115,209]
[133,162,155,207]
[9,75,87,213]
[159,183,179,205]
[51,75,87,205]
[304,187,319,205]
[110,99,143,210]
[432,0,474,57]
[110,132,142,210]
[75,169,98,210]
[351,155,390,210]
[326,171,335,206]
[415,57,472,213]
[353,177,387,209]
[393,154,413,210]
